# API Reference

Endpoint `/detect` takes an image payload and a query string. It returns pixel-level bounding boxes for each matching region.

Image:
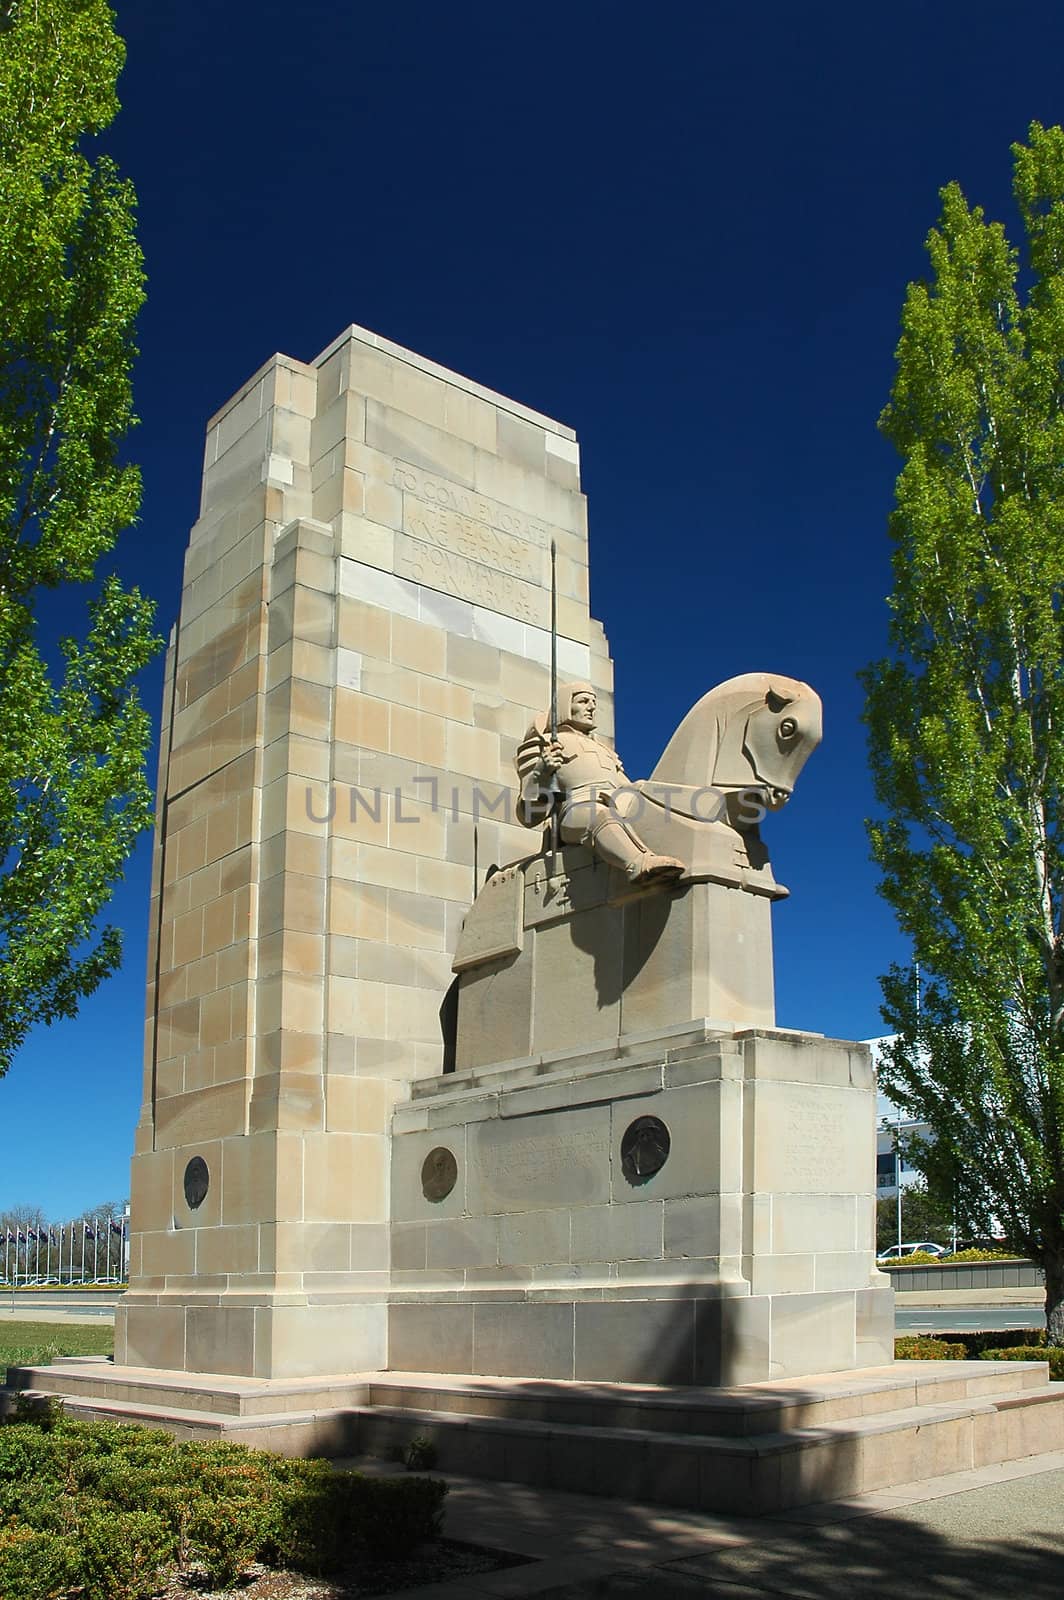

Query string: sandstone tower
[119,327,612,1377]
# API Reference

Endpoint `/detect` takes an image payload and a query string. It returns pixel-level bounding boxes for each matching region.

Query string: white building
[865,1035,932,1200]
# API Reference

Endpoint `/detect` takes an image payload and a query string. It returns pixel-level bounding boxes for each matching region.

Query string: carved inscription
[782,1100,839,1188]
[392,463,550,545]
[404,498,545,584]
[469,1120,610,1209]
[395,532,546,623]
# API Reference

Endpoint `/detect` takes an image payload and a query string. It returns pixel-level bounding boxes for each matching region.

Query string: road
[896,1305,1043,1334]
[2,1291,119,1319]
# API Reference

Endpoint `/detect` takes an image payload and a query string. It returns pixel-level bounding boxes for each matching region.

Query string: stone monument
[118,325,610,1377]
[9,325,1063,1518]
[389,668,895,1384]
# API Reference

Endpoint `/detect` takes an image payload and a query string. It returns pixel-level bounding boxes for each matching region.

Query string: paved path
[393,1451,1064,1598]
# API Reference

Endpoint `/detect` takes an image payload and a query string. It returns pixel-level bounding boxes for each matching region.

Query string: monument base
[115,1292,387,1381]
[5,1358,1062,1516]
[389,1022,894,1385]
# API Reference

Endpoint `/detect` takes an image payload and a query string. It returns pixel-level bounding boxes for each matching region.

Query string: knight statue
[515,681,686,885]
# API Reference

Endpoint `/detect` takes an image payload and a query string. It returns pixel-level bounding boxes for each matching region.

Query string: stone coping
[312,324,577,439]
[402,1019,835,1121]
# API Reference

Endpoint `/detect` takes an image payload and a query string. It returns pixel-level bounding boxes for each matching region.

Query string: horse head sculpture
[649,672,823,810]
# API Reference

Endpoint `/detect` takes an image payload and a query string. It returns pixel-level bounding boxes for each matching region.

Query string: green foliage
[0,0,160,1073]
[875,1181,955,1251]
[863,122,1064,1345]
[0,1525,72,1600]
[0,1409,448,1594]
[964,1327,1045,1355]
[881,1249,944,1266]
[77,1509,173,1600]
[894,1336,968,1360]
[403,1433,439,1471]
[979,1344,1064,1379]
[346,1472,448,1558]
[942,1246,1019,1262]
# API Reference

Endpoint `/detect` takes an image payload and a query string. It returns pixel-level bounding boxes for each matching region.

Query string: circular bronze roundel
[183,1156,210,1210]
[621,1116,671,1185]
[421,1147,458,1203]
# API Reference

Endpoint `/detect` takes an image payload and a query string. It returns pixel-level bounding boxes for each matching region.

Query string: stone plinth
[452,846,779,1073]
[387,1023,894,1386]
[120,327,613,1377]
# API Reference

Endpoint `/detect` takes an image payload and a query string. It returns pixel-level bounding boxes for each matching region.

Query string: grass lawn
[0,1318,113,1368]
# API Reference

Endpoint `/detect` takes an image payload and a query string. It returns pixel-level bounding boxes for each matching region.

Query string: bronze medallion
[620,1116,670,1185]
[183,1156,210,1210]
[421,1146,458,1202]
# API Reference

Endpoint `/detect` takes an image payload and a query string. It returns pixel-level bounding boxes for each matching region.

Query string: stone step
[6,1377,1060,1517]
[4,1358,1045,1432]
[4,1361,375,1418]
[361,1360,1048,1437]
[346,1387,1064,1513]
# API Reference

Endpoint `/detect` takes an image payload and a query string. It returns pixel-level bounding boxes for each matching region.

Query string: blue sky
[5,1,1064,1218]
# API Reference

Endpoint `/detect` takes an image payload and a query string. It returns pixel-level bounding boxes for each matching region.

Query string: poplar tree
[864,123,1064,1344]
[0,0,158,1073]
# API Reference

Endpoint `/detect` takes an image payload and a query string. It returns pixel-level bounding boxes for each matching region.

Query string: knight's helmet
[514,681,596,828]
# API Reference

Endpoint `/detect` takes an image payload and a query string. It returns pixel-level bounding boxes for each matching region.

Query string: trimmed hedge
[979,1345,1064,1381]
[938,1248,1019,1263]
[894,1328,1063,1380]
[0,1412,447,1598]
[894,1336,967,1360]
[962,1327,1047,1356]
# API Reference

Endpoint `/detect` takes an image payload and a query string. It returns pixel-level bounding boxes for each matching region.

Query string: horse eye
[779,718,798,739]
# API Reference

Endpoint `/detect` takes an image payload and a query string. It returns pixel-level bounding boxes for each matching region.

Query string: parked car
[877,1241,950,1262]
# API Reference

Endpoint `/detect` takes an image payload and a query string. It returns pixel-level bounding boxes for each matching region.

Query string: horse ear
[765,687,794,713]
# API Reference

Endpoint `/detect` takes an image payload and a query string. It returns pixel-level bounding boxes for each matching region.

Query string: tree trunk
[1045,1241,1064,1349]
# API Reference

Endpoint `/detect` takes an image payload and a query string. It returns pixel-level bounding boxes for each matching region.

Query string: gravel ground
[155,1539,526,1599]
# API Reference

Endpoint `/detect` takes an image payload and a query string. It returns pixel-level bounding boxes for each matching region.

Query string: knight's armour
[515,685,684,884]
[552,729,627,801]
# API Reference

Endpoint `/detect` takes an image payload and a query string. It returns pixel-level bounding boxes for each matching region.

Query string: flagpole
[548,539,559,884]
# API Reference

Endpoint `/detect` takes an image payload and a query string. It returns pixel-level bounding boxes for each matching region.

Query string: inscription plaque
[393,462,551,545]
[395,532,546,623]
[421,1147,458,1203]
[183,1156,210,1210]
[621,1117,671,1185]
[405,499,544,584]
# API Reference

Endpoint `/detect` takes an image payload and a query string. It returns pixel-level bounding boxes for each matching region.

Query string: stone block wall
[387,1026,894,1385]
[120,326,613,1377]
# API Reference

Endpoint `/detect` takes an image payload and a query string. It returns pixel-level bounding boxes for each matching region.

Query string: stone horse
[449,673,822,1073]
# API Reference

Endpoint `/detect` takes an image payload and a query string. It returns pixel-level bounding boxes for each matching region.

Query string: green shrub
[963,1327,1046,1356]
[894,1335,968,1360]
[0,1525,72,1600]
[941,1247,1022,1262]
[75,1508,174,1600]
[264,1457,348,1574]
[404,1434,439,1470]
[0,1421,59,1484]
[345,1472,448,1558]
[0,1409,448,1588]
[979,1345,1064,1380]
[186,1493,271,1588]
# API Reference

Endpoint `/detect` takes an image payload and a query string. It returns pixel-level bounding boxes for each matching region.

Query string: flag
[111,1220,123,1235]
